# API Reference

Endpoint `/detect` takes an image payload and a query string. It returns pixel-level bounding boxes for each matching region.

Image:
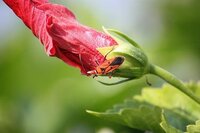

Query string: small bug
[87,56,125,78]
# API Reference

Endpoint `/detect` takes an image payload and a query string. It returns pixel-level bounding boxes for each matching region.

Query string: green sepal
[97,27,149,79]
[105,28,141,49]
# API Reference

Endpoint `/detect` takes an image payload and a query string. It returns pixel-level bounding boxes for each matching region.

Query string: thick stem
[149,64,200,104]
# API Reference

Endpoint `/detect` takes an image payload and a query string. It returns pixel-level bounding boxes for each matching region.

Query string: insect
[87,56,125,78]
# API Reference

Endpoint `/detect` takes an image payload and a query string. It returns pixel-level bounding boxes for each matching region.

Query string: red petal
[3,0,117,74]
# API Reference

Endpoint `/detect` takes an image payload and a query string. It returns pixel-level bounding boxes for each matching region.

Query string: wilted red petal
[3,0,117,74]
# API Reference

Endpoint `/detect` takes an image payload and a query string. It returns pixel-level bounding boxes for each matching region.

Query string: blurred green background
[0,0,199,133]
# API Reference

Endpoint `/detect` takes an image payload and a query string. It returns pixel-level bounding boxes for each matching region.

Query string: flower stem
[149,64,200,104]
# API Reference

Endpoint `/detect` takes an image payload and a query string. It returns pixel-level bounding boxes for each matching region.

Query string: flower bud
[97,28,149,79]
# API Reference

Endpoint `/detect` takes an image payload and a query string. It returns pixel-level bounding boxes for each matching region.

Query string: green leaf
[186,120,200,133]
[134,82,200,120]
[87,82,200,133]
[160,113,182,133]
[87,100,165,133]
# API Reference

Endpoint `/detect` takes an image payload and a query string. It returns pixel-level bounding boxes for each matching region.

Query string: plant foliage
[88,82,200,133]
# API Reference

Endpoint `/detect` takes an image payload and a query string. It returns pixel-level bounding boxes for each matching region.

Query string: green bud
[97,28,149,79]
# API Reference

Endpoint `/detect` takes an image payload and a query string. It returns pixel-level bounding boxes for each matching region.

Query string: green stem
[149,64,200,104]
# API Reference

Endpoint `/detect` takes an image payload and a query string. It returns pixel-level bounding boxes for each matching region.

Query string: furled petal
[3,0,117,74]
